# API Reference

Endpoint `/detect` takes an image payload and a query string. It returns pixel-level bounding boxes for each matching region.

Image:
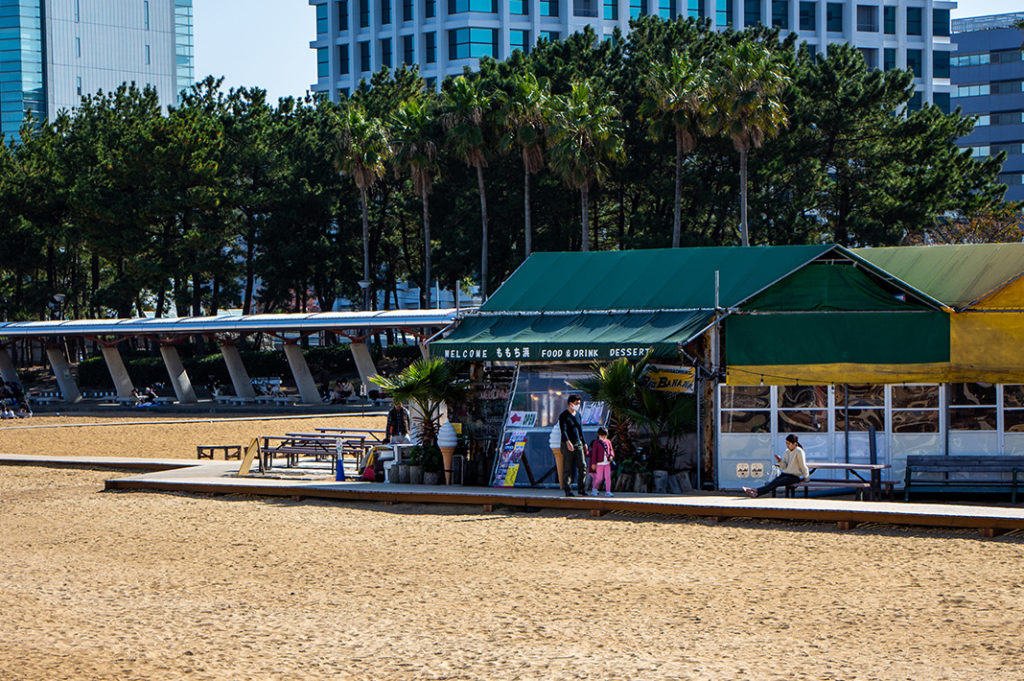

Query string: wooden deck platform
[5,455,1024,536]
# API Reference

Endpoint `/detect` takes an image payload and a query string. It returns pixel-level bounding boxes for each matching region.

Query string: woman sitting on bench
[743,434,809,499]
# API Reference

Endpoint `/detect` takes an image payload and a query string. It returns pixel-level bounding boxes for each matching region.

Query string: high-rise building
[0,0,195,140]
[951,12,1024,203]
[310,0,954,109]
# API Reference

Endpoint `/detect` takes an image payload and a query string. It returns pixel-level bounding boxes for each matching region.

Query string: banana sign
[640,364,696,393]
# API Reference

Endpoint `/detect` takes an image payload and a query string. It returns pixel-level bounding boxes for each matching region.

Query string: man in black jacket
[558,394,587,497]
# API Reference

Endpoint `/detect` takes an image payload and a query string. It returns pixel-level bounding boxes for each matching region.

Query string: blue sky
[194,0,1023,103]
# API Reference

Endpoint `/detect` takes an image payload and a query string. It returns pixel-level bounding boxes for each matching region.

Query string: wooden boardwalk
[5,455,1024,536]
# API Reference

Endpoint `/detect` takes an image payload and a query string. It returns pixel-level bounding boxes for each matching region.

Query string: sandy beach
[2,416,1024,680]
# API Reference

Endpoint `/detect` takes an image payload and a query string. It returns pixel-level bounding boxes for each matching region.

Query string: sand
[2,417,1024,680]
[0,414,386,460]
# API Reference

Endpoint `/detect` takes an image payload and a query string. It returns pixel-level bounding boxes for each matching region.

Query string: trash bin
[336,456,346,481]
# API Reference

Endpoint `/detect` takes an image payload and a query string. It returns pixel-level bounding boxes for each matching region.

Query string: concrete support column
[220,343,257,399]
[45,345,82,403]
[100,344,136,399]
[418,341,429,361]
[159,344,198,403]
[0,347,19,386]
[350,341,379,392]
[282,342,322,404]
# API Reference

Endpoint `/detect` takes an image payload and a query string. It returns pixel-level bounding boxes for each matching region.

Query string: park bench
[904,455,1024,503]
[776,479,895,501]
[196,444,243,460]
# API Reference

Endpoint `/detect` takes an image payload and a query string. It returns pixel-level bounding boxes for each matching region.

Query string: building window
[856,5,876,32]
[933,9,950,37]
[76,37,81,58]
[631,0,646,18]
[826,3,842,32]
[426,0,436,17]
[658,0,676,20]
[992,80,1024,95]
[425,76,437,89]
[933,51,950,79]
[449,0,497,12]
[744,0,759,27]
[883,47,895,71]
[883,6,895,34]
[575,0,599,17]
[317,47,329,77]
[1000,174,1024,188]
[835,385,884,433]
[907,92,922,111]
[145,44,151,65]
[360,40,371,71]
[510,29,530,54]
[994,143,1024,156]
[605,0,619,19]
[539,30,560,42]
[338,87,350,98]
[541,0,560,17]
[381,37,392,67]
[777,385,828,434]
[906,49,922,77]
[992,49,1024,65]
[403,0,413,21]
[144,0,150,30]
[425,32,436,62]
[968,145,990,158]
[859,47,877,69]
[402,34,414,63]
[956,84,990,97]
[359,0,369,27]
[74,0,80,22]
[76,76,83,96]
[905,7,921,36]
[381,0,391,24]
[511,0,528,14]
[688,0,701,19]
[339,44,350,74]
[892,385,939,434]
[974,114,991,127]
[317,3,329,33]
[720,386,771,434]
[772,1,788,29]
[949,383,997,432]
[991,112,1024,125]
[933,92,950,113]
[717,0,731,27]
[952,52,990,67]
[798,1,814,31]
[448,27,498,59]
[339,0,349,28]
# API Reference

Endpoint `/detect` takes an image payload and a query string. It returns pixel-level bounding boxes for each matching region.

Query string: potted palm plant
[372,358,468,470]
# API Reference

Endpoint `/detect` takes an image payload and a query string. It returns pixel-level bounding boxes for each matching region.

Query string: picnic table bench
[196,444,243,460]
[904,455,1024,503]
[259,435,339,472]
[770,462,893,501]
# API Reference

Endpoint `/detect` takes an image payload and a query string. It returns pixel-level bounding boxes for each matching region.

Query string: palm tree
[547,80,625,252]
[371,358,468,447]
[335,104,391,309]
[440,76,492,297]
[497,71,550,258]
[639,50,710,248]
[391,98,439,308]
[707,40,790,247]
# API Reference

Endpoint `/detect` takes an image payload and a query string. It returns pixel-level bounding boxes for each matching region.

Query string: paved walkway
[5,455,1024,536]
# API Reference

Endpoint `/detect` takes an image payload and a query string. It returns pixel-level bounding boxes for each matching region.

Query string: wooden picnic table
[314,427,387,442]
[805,462,891,500]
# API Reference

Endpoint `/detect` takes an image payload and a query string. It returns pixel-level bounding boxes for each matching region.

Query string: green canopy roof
[852,244,1024,310]
[481,246,834,312]
[431,310,714,362]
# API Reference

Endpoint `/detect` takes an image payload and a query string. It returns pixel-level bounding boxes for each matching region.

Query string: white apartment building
[309,0,954,110]
[1,0,194,140]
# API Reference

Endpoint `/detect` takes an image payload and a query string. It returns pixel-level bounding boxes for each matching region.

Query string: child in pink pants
[588,427,615,496]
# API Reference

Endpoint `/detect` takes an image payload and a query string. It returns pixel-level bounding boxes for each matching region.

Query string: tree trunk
[475,164,489,299]
[673,137,683,248]
[739,148,749,247]
[580,186,590,252]
[243,226,255,315]
[360,186,370,311]
[422,191,431,309]
[523,166,532,258]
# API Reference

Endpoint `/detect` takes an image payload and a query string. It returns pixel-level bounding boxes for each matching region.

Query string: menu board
[492,430,528,487]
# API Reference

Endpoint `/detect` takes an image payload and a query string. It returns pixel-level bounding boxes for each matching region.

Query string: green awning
[481,246,834,312]
[430,310,714,362]
[852,244,1024,310]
